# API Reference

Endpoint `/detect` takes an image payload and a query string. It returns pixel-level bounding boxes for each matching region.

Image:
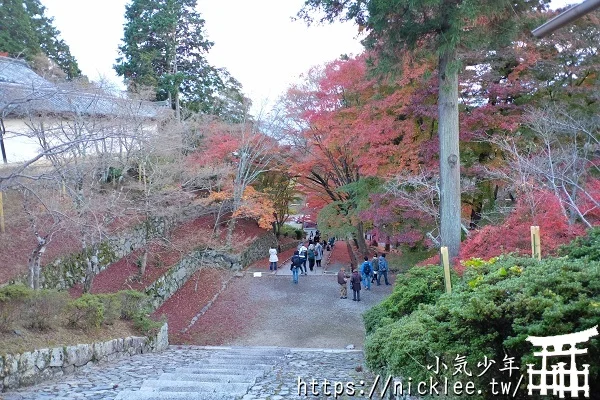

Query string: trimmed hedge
[364,254,600,400]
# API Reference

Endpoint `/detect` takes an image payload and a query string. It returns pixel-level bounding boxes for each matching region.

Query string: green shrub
[364,255,600,399]
[363,264,454,334]
[279,224,296,238]
[24,290,69,331]
[0,284,34,302]
[389,246,437,273]
[133,313,163,337]
[294,229,303,240]
[119,290,151,320]
[96,293,122,325]
[559,227,600,261]
[0,284,34,332]
[66,294,105,329]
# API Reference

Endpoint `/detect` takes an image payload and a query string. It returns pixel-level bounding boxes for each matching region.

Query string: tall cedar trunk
[438,47,461,260]
[346,240,358,269]
[356,221,367,256]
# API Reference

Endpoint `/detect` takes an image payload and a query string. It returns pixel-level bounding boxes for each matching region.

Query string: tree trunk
[346,240,357,270]
[469,201,482,230]
[438,47,462,260]
[139,247,148,277]
[83,253,98,294]
[355,221,367,256]
[0,118,8,164]
[213,201,225,236]
[27,254,41,290]
[28,238,46,290]
[226,217,236,247]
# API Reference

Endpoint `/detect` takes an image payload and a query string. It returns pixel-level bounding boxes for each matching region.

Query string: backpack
[308,249,315,260]
[363,262,371,275]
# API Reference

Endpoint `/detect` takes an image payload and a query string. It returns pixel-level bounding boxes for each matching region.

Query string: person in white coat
[269,245,279,272]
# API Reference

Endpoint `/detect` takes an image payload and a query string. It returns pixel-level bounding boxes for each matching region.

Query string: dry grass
[0,319,138,356]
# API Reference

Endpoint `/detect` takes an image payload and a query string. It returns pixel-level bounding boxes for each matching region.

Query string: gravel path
[187,241,394,349]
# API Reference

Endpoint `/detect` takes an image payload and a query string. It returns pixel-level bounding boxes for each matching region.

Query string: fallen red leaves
[152,267,230,336]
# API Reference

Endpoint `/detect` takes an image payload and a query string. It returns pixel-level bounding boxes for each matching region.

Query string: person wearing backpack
[371,254,379,284]
[290,250,301,284]
[307,243,316,271]
[360,256,372,290]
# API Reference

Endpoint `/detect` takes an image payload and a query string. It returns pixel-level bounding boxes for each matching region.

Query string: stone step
[174,366,269,374]
[140,380,250,393]
[151,372,257,383]
[113,347,287,400]
[193,360,274,368]
[115,391,231,400]
[209,354,282,362]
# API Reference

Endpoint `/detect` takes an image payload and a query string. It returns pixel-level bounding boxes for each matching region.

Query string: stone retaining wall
[146,248,241,310]
[240,231,278,269]
[0,323,168,392]
[6,204,214,290]
[145,231,278,310]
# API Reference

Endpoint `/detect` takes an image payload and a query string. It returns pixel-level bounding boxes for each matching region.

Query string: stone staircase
[3,346,371,400]
[114,347,289,400]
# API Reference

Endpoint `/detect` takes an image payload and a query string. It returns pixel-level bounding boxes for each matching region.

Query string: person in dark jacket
[350,269,362,301]
[290,250,302,284]
[371,254,379,283]
[337,267,348,299]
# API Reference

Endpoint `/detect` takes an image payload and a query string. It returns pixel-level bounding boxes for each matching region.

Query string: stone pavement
[1,346,387,400]
[2,241,395,399]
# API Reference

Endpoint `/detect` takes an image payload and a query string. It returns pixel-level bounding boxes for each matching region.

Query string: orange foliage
[232,186,275,229]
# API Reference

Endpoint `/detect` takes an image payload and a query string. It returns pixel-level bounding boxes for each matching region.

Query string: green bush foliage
[559,227,600,261]
[0,287,158,337]
[364,255,600,399]
[0,284,34,332]
[119,290,151,320]
[363,265,453,334]
[24,290,70,331]
[66,294,105,329]
[133,313,164,337]
[279,224,297,238]
[96,293,122,325]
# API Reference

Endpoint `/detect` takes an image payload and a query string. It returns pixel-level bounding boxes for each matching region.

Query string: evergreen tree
[298,0,551,258]
[115,0,250,121]
[0,0,81,79]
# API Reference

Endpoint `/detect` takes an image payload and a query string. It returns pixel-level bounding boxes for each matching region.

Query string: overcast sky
[39,0,365,113]
[40,0,574,114]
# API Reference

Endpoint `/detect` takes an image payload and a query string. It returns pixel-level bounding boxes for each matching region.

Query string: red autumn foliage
[69,215,267,296]
[419,191,588,271]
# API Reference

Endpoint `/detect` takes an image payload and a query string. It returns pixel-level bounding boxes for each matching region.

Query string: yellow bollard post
[441,246,452,294]
[530,226,541,260]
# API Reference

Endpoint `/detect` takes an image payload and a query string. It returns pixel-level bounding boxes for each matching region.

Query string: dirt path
[176,241,394,349]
